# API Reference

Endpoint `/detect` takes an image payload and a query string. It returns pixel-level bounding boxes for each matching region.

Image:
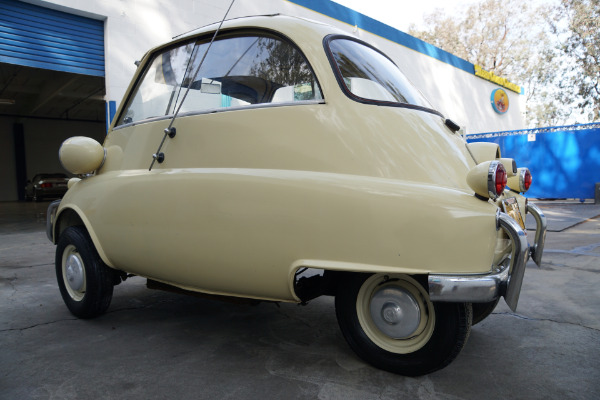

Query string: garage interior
[0,0,107,201]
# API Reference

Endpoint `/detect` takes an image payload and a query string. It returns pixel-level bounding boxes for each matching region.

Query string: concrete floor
[1,201,599,399]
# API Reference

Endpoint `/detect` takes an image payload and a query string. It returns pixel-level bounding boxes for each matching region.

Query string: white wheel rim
[357,274,435,354]
[62,244,86,301]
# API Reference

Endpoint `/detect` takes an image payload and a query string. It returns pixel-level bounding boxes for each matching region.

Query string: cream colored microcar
[47,15,546,376]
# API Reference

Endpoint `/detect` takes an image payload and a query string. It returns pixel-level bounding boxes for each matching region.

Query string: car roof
[139,14,349,65]
[177,14,341,41]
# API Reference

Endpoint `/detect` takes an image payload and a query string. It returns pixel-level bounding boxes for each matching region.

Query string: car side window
[117,34,322,126]
[327,37,432,109]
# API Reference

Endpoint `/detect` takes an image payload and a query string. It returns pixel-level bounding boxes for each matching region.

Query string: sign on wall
[491,88,509,114]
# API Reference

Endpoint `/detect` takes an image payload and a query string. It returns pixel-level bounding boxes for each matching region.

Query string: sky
[331,0,480,31]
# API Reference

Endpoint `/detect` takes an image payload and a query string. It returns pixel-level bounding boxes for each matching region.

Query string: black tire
[33,190,40,202]
[335,273,472,376]
[472,298,500,326]
[55,226,115,319]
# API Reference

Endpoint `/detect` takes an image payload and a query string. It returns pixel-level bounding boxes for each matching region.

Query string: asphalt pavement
[1,200,599,400]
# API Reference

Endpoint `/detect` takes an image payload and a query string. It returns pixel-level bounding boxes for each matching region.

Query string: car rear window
[326,37,434,112]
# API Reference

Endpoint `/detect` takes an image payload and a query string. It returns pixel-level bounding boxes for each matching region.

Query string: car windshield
[117,34,322,126]
[327,38,433,109]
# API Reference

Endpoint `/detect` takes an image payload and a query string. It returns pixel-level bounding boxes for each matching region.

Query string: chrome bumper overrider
[526,202,547,267]
[428,206,546,312]
[46,200,61,242]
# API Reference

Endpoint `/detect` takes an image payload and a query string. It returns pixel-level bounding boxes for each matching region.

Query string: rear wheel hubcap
[357,274,435,354]
[370,287,421,339]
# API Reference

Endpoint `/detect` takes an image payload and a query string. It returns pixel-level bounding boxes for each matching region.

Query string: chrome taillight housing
[507,168,532,193]
[491,161,508,198]
[467,160,507,200]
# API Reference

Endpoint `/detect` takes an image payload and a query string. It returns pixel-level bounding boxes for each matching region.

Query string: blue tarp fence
[467,123,600,199]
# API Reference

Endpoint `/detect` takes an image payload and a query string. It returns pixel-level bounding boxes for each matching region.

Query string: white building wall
[26,0,525,134]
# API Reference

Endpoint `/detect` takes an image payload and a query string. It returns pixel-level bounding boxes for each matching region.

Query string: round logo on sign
[491,88,509,114]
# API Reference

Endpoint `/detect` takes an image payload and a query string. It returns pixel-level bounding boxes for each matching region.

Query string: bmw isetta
[47,14,546,376]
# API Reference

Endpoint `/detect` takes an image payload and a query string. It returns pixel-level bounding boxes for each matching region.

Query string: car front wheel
[335,273,472,376]
[55,226,115,319]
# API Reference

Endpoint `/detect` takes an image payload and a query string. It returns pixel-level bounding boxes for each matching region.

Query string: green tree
[552,0,600,122]
[408,0,566,127]
[250,38,314,87]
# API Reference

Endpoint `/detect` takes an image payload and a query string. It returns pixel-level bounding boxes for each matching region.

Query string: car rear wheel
[335,273,472,376]
[472,298,500,326]
[55,226,115,319]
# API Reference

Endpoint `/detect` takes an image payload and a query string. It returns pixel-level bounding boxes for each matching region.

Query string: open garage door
[0,0,104,76]
[0,0,107,201]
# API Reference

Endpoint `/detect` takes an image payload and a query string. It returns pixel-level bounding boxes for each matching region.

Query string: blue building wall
[468,123,600,199]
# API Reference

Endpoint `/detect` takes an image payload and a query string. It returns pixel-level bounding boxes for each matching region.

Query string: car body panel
[59,167,498,302]
[108,103,474,187]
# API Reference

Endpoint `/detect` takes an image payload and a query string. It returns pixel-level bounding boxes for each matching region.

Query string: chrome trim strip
[112,100,326,131]
[526,202,547,267]
[97,147,107,172]
[428,211,529,311]
[46,200,61,243]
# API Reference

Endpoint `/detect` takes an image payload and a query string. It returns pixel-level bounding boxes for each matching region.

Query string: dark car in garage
[25,173,69,201]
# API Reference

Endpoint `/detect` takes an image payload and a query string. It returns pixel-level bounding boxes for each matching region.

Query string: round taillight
[492,162,507,198]
[466,160,508,200]
[523,169,532,191]
[507,167,532,193]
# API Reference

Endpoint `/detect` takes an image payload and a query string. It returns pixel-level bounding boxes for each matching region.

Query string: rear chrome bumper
[428,206,542,312]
